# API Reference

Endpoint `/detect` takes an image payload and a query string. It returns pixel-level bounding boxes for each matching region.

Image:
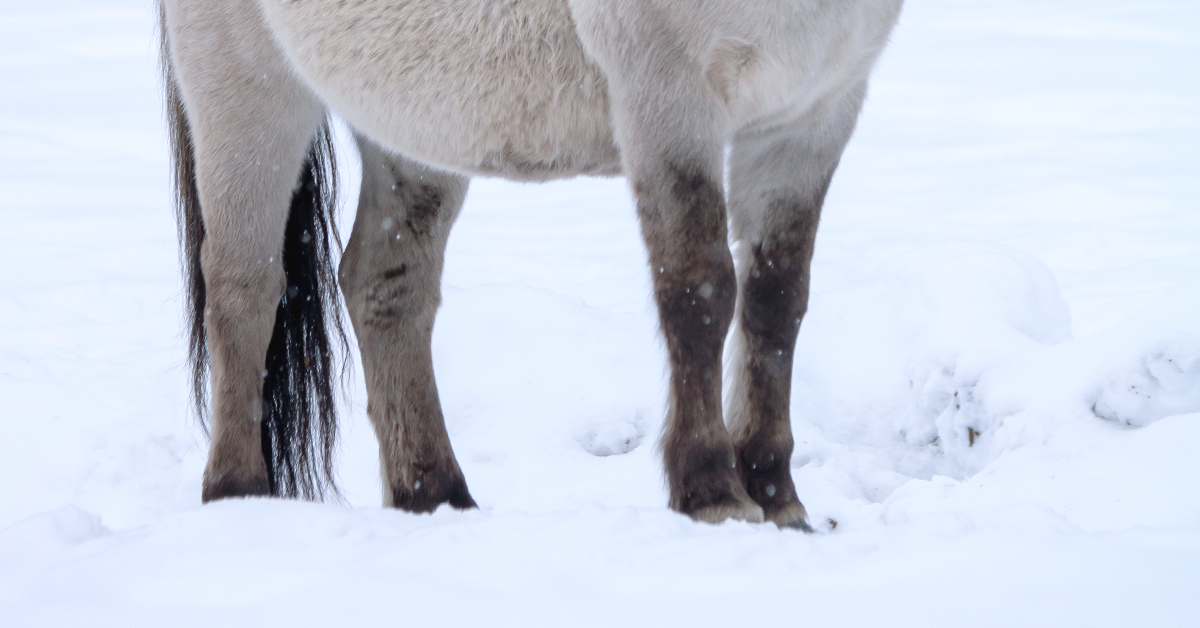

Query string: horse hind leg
[163,0,340,501]
[195,116,336,503]
[339,136,475,512]
[725,82,870,530]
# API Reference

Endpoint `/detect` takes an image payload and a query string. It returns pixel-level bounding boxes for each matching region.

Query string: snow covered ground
[2,0,1198,625]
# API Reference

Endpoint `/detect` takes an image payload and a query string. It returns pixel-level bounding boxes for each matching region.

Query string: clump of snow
[1092,334,1200,427]
[576,411,646,457]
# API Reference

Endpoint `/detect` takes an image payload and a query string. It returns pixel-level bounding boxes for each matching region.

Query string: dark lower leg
[637,162,762,523]
[728,203,819,529]
[362,341,475,513]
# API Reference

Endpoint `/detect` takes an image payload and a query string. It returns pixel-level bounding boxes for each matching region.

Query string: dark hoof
[391,474,477,513]
[201,475,271,503]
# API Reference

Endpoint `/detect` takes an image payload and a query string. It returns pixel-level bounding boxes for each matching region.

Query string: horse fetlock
[740,459,806,524]
[202,451,270,502]
[734,440,810,530]
[665,435,762,523]
[202,416,271,502]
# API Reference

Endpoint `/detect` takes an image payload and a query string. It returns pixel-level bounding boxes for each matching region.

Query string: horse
[158,0,903,529]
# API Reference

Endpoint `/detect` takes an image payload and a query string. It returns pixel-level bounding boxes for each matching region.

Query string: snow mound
[576,411,647,456]
[0,506,109,565]
[790,247,1200,530]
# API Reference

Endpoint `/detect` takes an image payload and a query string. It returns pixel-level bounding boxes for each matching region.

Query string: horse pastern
[673,474,765,524]
[690,499,765,525]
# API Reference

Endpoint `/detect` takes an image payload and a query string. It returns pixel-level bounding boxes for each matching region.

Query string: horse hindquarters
[161,0,342,500]
[338,137,476,512]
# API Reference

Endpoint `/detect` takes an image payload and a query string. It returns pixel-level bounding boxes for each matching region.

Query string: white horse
[159,0,903,528]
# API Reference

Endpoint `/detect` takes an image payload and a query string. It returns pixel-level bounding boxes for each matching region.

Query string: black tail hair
[260,131,346,500]
[160,2,346,500]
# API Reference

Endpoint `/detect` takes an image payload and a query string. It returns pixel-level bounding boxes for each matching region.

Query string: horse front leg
[635,157,763,523]
[725,83,869,529]
[584,28,762,522]
[339,136,476,512]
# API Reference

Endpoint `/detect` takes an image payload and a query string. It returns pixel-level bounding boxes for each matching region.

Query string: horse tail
[261,126,346,501]
[159,1,208,423]
[159,2,346,500]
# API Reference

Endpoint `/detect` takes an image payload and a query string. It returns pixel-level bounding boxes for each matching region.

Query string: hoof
[390,473,477,513]
[674,476,766,524]
[201,475,271,503]
[767,501,813,532]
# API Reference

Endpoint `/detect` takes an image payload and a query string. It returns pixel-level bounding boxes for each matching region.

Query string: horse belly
[256,0,620,180]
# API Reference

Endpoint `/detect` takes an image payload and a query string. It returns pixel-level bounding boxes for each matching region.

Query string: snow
[2,0,1198,625]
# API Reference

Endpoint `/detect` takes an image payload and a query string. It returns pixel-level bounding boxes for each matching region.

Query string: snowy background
[2,0,1198,625]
